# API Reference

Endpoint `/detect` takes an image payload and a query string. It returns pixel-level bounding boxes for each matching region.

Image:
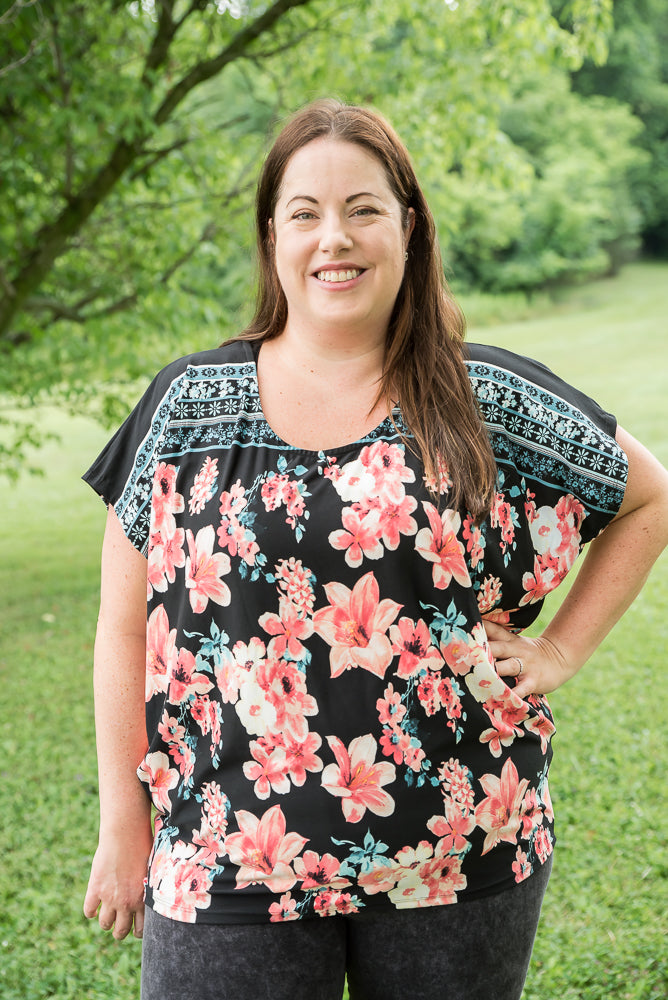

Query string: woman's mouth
[315,268,364,283]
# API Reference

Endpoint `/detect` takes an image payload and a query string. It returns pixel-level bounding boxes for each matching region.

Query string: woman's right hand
[83,826,153,940]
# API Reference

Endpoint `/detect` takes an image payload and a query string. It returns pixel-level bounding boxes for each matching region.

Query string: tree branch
[153,0,313,126]
[0,0,315,341]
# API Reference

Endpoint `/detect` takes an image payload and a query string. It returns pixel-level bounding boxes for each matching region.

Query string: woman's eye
[352,207,377,217]
[293,211,316,221]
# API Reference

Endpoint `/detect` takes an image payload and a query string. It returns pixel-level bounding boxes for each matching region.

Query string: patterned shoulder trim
[466,357,628,515]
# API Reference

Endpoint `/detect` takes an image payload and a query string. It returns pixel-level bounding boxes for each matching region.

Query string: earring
[404,251,408,261]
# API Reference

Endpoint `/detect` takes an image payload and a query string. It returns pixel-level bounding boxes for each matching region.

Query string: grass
[1,260,666,999]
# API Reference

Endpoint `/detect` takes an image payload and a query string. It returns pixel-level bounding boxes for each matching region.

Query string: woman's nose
[318,213,353,255]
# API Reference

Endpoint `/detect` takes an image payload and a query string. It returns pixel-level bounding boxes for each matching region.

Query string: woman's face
[270,138,413,343]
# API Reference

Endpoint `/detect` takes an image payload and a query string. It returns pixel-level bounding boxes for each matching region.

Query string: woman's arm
[83,506,153,940]
[487,426,668,697]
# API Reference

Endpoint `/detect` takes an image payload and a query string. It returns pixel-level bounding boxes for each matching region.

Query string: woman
[83,100,668,1000]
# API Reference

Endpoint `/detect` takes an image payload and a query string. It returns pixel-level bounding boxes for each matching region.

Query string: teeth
[316,269,361,283]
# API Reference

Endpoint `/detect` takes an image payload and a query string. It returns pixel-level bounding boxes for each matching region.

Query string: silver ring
[515,656,523,677]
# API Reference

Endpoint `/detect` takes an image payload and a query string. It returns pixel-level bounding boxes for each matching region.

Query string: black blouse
[84,339,627,924]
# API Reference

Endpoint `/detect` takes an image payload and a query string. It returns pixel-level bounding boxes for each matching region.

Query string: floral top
[84,339,627,925]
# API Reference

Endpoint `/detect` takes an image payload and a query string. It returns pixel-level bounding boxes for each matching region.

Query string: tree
[569,0,668,257]
[0,0,612,475]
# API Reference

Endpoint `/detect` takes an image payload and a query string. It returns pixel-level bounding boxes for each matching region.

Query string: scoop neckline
[242,339,403,457]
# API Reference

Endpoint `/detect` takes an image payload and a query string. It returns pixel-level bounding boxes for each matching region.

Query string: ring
[515,657,523,678]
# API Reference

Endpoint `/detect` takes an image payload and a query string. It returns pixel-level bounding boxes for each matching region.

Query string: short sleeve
[464,343,628,628]
[82,356,192,554]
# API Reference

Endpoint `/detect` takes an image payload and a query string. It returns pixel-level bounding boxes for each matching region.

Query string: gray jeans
[141,854,552,1000]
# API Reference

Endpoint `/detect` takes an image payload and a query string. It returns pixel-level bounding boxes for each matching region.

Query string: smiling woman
[81,99,668,1000]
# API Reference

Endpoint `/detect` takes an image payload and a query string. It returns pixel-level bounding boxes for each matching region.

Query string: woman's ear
[267,218,275,245]
[405,207,416,245]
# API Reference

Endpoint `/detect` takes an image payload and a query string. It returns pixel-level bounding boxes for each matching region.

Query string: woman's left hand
[483,619,574,699]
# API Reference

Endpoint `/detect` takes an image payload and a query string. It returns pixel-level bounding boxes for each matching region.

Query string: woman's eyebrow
[285,191,382,207]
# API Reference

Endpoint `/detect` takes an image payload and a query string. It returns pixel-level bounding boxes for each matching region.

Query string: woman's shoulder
[153,339,254,381]
[141,339,255,403]
[463,341,616,434]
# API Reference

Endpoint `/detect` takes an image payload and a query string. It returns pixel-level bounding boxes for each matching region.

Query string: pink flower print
[512,846,532,883]
[312,890,359,916]
[379,725,412,765]
[438,758,475,813]
[379,494,418,550]
[284,481,306,525]
[283,731,323,786]
[147,524,186,595]
[427,797,475,854]
[360,441,415,503]
[464,659,506,704]
[423,452,452,496]
[137,751,179,813]
[479,708,523,757]
[313,889,335,916]
[461,514,484,568]
[168,647,213,705]
[474,758,530,855]
[524,712,556,753]
[201,780,230,834]
[235,671,277,737]
[214,646,242,705]
[269,892,299,922]
[439,677,463,723]
[224,804,308,893]
[313,571,401,679]
[389,617,442,679]
[530,496,585,571]
[389,842,466,907]
[519,787,543,838]
[275,558,316,615]
[233,637,267,671]
[258,597,314,660]
[255,657,317,740]
[185,526,231,614]
[191,695,213,735]
[219,479,247,518]
[477,575,502,614]
[415,503,471,590]
[357,860,401,895]
[261,472,289,512]
[169,740,195,783]
[417,670,441,717]
[331,456,377,504]
[524,710,556,753]
[439,630,482,677]
[188,457,219,515]
[151,462,185,536]
[329,507,384,568]
[169,848,213,921]
[520,551,561,606]
[490,493,516,547]
[192,822,226,868]
[332,892,360,915]
[243,741,290,800]
[404,742,426,773]
[158,711,186,747]
[321,734,396,823]
[293,851,351,890]
[146,605,176,699]
[376,683,407,727]
[534,825,553,864]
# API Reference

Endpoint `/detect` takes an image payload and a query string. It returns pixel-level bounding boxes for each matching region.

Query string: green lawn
[1,261,666,999]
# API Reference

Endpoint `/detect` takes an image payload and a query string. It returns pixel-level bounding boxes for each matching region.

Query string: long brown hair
[237,99,497,522]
